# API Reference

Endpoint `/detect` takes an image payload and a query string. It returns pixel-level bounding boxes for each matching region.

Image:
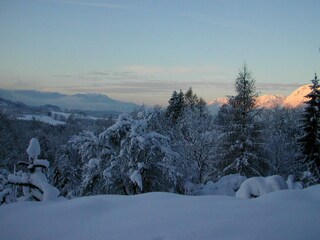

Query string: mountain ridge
[208,84,311,113]
[0,89,139,113]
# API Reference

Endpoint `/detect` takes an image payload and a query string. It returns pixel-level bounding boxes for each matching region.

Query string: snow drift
[236,175,288,199]
[0,185,319,240]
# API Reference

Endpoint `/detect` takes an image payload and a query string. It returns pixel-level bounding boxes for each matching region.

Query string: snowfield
[1,185,320,240]
[17,115,66,125]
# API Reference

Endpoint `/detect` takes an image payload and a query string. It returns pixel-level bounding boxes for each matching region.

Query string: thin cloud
[51,65,234,96]
[47,79,234,95]
[47,0,125,9]
[123,64,225,76]
[257,83,302,92]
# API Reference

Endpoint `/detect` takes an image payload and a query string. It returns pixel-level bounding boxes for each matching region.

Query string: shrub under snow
[7,138,60,201]
[236,175,288,199]
[185,174,247,196]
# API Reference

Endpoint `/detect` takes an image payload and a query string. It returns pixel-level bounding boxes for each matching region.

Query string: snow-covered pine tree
[299,73,320,183]
[165,88,219,185]
[217,65,268,177]
[68,131,112,196]
[100,108,180,194]
[52,145,82,198]
[7,138,60,201]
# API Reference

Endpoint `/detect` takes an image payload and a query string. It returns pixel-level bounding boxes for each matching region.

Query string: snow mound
[287,175,303,190]
[29,172,60,201]
[189,174,247,196]
[0,185,320,240]
[236,175,288,199]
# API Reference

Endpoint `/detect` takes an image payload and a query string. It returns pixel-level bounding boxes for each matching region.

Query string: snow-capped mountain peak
[282,84,311,108]
[256,94,285,109]
[207,97,229,106]
[208,84,312,112]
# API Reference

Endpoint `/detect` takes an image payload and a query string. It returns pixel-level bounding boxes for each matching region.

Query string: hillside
[0,89,139,113]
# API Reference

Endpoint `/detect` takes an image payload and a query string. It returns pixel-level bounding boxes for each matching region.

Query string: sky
[0,0,319,106]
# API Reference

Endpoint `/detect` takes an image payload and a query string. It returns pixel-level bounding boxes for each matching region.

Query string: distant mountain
[207,97,229,106]
[282,84,310,108]
[207,84,311,113]
[0,89,140,112]
[0,97,61,116]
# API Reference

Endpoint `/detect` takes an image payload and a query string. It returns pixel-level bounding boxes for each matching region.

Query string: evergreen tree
[185,87,198,108]
[299,73,320,182]
[166,90,185,124]
[217,65,268,177]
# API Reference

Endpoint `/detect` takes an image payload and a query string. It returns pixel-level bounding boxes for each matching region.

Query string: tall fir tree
[217,64,268,177]
[299,73,320,182]
[166,90,185,124]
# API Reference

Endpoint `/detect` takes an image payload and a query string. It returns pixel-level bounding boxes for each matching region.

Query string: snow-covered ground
[1,185,319,240]
[17,114,66,125]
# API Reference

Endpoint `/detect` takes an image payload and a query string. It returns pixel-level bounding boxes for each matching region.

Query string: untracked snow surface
[1,185,320,240]
[18,115,66,125]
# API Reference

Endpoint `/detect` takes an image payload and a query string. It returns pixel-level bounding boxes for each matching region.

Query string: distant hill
[207,84,311,114]
[0,89,140,113]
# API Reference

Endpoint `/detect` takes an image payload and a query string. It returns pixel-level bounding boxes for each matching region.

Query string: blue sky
[0,0,319,105]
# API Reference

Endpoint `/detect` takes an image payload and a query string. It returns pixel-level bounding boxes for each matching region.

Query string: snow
[18,114,66,125]
[26,138,41,159]
[208,84,312,110]
[32,159,50,169]
[256,94,285,108]
[186,174,247,196]
[129,163,144,190]
[29,172,60,201]
[7,174,28,185]
[283,84,311,108]
[287,175,303,190]
[87,158,100,169]
[129,170,143,190]
[0,185,320,240]
[236,175,288,199]
[51,111,71,119]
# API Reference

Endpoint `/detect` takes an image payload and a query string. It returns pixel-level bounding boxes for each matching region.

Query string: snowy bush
[100,108,181,194]
[236,175,288,199]
[185,174,247,196]
[286,175,302,190]
[300,171,318,187]
[0,168,16,204]
[7,138,60,201]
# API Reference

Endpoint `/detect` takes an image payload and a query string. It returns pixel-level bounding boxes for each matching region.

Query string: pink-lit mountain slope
[208,84,312,113]
[282,84,311,108]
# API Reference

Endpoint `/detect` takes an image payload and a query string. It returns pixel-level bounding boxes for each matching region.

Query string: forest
[0,65,319,202]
